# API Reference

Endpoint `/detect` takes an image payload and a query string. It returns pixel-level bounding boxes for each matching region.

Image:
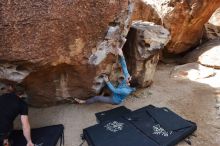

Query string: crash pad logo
[104,121,124,133]
[152,124,172,137]
[35,143,43,146]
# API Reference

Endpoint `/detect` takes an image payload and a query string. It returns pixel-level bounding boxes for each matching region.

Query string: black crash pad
[83,117,159,146]
[10,124,64,146]
[83,105,197,146]
[147,107,193,131]
[123,106,197,146]
[95,106,131,123]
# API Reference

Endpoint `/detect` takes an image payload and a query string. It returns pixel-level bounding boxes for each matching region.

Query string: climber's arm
[118,49,130,80]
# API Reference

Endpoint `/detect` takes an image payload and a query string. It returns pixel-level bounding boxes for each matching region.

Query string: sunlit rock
[171,63,215,80]
[181,38,220,69]
[135,0,220,54]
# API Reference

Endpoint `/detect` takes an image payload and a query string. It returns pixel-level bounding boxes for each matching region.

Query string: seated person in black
[0,84,34,146]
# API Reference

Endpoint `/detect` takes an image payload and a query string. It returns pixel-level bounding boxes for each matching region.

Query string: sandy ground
[14,63,220,146]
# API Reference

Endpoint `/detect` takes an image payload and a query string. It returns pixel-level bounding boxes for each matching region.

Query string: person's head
[5,84,15,93]
[15,86,25,97]
[117,75,126,84]
[117,75,138,88]
[0,84,15,96]
[0,84,7,95]
[5,84,25,97]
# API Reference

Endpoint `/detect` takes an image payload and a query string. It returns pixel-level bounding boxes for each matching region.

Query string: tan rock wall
[136,0,220,54]
[0,0,128,65]
[0,0,130,106]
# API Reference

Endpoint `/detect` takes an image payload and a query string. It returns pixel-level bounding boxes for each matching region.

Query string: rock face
[0,0,171,107]
[181,38,220,69]
[135,0,220,54]
[205,8,220,40]
[0,0,132,106]
[123,21,170,87]
[0,62,30,83]
[2,0,218,106]
[198,39,220,69]
[23,64,97,107]
[0,0,129,65]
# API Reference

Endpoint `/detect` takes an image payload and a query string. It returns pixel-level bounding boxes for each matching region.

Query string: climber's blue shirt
[106,56,136,104]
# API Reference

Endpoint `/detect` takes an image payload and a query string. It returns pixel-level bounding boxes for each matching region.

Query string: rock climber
[0,84,34,146]
[74,48,136,105]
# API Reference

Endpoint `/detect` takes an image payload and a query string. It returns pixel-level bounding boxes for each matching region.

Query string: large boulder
[205,8,220,40]
[0,0,132,107]
[4,0,219,106]
[0,0,129,65]
[123,21,170,87]
[134,0,220,54]
[0,0,171,107]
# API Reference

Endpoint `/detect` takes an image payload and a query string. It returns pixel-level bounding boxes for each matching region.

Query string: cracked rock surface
[135,0,220,54]
[0,0,131,106]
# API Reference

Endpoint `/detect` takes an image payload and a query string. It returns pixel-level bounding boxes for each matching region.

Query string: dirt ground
[15,63,220,146]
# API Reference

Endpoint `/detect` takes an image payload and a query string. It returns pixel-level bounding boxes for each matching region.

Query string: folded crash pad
[124,106,197,146]
[10,124,64,146]
[83,117,158,146]
[95,106,131,123]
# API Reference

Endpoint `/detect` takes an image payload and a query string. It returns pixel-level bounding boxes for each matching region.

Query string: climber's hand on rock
[117,48,124,57]
[126,76,132,85]
[103,75,109,82]
[127,76,132,82]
